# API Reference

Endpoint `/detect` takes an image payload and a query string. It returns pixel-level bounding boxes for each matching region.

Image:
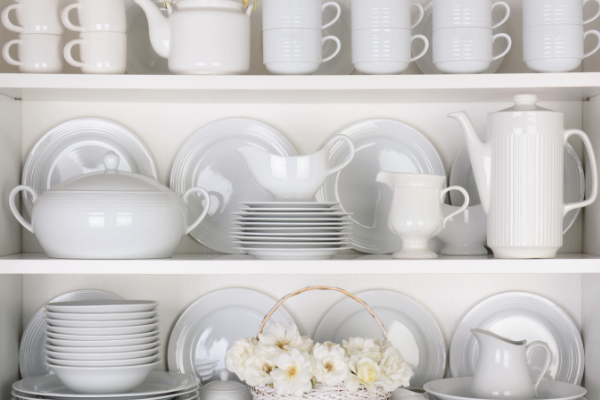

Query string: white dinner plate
[20,290,123,379]
[47,337,159,348]
[170,118,298,254]
[234,212,350,217]
[235,242,350,248]
[233,221,353,227]
[450,292,584,384]
[239,207,342,212]
[238,247,352,259]
[22,118,157,215]
[45,348,159,361]
[317,119,445,254]
[14,371,199,398]
[45,300,158,314]
[315,0,353,75]
[46,354,159,367]
[241,202,340,208]
[45,318,158,328]
[236,226,351,232]
[45,329,158,341]
[412,1,509,75]
[314,290,446,388]
[423,377,586,400]
[232,235,350,242]
[168,288,295,383]
[13,388,199,400]
[232,231,350,237]
[45,311,157,321]
[45,342,159,354]
[234,217,352,223]
[47,323,159,336]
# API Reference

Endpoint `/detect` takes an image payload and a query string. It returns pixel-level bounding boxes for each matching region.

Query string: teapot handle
[182,188,211,235]
[563,129,598,215]
[325,135,355,175]
[9,185,39,233]
[441,186,470,229]
[526,341,552,397]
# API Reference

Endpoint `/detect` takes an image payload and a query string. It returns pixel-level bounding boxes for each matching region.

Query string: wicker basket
[251,286,394,400]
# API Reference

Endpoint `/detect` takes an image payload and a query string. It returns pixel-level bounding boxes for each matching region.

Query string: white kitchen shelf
[1,73,600,103]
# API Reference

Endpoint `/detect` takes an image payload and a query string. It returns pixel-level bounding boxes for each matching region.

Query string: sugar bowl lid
[199,370,252,400]
[499,94,551,112]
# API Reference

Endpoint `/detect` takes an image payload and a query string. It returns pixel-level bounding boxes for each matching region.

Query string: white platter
[45,301,158,314]
[314,290,446,388]
[315,0,353,75]
[20,290,122,379]
[450,292,584,384]
[45,318,158,328]
[47,337,159,348]
[238,247,352,259]
[22,118,157,215]
[45,342,159,354]
[45,311,157,321]
[170,118,298,254]
[168,288,295,383]
[317,119,445,254]
[45,329,158,341]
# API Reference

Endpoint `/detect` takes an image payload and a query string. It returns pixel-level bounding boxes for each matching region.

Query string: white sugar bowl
[200,370,252,400]
[9,152,210,259]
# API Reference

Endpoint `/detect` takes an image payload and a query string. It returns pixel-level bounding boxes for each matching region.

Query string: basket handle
[257,286,388,340]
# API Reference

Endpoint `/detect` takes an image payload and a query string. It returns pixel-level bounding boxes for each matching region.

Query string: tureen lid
[498,94,552,112]
[201,370,250,394]
[50,152,170,192]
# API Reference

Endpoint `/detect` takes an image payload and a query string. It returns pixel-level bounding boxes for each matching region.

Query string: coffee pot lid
[499,94,552,112]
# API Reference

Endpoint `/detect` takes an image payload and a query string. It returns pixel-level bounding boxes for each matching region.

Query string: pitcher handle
[183,188,211,235]
[322,2,341,29]
[526,341,552,398]
[9,185,38,233]
[584,0,600,24]
[325,135,355,175]
[564,129,598,215]
[441,186,470,229]
[491,1,510,29]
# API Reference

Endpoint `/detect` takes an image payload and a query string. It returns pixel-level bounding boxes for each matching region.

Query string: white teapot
[134,0,255,75]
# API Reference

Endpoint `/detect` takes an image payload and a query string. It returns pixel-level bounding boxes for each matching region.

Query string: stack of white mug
[432,0,511,74]
[351,0,428,74]
[1,0,63,73]
[62,0,127,74]
[262,0,342,75]
[523,0,600,72]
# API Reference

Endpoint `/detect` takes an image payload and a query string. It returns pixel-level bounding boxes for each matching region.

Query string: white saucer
[315,0,353,75]
[238,247,352,259]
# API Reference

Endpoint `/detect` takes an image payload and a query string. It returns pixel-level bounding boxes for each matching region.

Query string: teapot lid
[50,152,170,193]
[201,370,250,393]
[499,94,552,112]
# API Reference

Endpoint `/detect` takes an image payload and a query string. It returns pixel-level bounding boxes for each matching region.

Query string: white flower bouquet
[225,286,413,400]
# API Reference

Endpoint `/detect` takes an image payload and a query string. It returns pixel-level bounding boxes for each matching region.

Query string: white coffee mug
[524,24,600,72]
[62,0,126,33]
[263,28,341,74]
[352,28,429,74]
[3,33,63,73]
[64,32,126,74]
[263,0,341,30]
[433,0,510,29]
[523,0,600,27]
[1,0,63,34]
[351,0,425,30]
[433,27,511,73]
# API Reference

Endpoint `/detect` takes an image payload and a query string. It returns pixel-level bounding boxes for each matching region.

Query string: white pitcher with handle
[449,95,598,259]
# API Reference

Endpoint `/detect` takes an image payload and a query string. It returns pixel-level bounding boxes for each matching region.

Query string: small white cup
[433,27,512,73]
[524,24,600,72]
[263,28,341,75]
[351,0,425,30]
[352,28,429,74]
[64,32,126,74]
[263,0,341,30]
[433,0,510,29]
[2,33,63,73]
[1,0,63,34]
[523,0,600,27]
[62,0,126,33]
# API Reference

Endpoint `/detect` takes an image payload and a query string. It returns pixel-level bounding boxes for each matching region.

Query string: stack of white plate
[43,300,161,394]
[232,202,352,260]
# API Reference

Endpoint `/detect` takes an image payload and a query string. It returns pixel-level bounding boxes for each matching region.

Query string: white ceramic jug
[449,95,598,259]
[471,329,551,399]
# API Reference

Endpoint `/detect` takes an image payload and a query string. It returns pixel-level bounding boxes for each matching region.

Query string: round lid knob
[220,369,229,381]
[513,94,538,106]
[103,151,120,174]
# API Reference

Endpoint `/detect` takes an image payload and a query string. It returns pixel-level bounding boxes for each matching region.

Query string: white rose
[226,337,257,380]
[343,338,383,361]
[313,342,350,386]
[244,353,275,387]
[258,323,314,362]
[378,347,412,391]
[271,348,314,397]
[345,356,383,394]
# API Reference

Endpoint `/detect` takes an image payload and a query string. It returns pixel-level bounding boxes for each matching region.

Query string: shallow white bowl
[45,300,158,314]
[47,336,159,348]
[47,353,159,367]
[45,317,158,328]
[45,341,159,353]
[45,310,158,321]
[45,329,158,341]
[436,204,487,255]
[46,322,159,336]
[45,348,159,361]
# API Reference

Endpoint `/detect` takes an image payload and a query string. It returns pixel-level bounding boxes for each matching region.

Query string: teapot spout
[376,171,393,190]
[448,112,492,214]
[134,0,170,59]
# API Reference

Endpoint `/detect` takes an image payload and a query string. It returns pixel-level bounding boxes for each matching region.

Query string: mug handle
[441,186,470,229]
[526,341,552,398]
[61,3,83,32]
[1,4,23,33]
[64,38,86,68]
[564,129,598,215]
[321,35,341,62]
[322,2,341,29]
[2,39,22,66]
[325,135,355,175]
[182,187,211,234]
[9,185,39,233]
[491,33,511,60]
[491,1,510,29]
[411,35,429,62]
[410,3,424,29]
[584,0,600,24]
[583,30,600,58]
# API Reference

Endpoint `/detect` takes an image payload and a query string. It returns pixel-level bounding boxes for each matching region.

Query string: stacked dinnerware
[523,0,600,72]
[43,300,160,394]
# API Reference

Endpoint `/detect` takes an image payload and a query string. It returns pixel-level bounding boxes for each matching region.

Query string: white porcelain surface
[13,388,199,400]
[2,33,63,73]
[449,95,599,258]
[45,310,158,321]
[64,32,127,74]
[45,342,159,354]
[46,300,158,314]
[45,348,159,361]
[232,235,350,242]
[263,0,341,30]
[237,247,352,259]
[436,204,487,256]
[47,324,159,337]
[62,0,126,33]
[235,226,350,233]
[168,288,295,383]
[314,289,446,388]
[433,0,510,29]
[234,221,352,227]
[46,318,158,328]
[48,337,159,348]
[450,292,584,384]
[315,0,353,75]
[241,202,340,208]
[316,119,445,254]
[47,354,159,368]
[200,370,252,400]
[1,0,63,33]
[45,330,159,341]
[170,118,297,254]
[523,0,600,27]
[351,0,424,30]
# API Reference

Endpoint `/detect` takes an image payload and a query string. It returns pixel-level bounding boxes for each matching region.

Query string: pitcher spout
[134,0,170,59]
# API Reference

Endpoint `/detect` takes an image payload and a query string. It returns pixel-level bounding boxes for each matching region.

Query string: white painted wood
[0,275,21,400]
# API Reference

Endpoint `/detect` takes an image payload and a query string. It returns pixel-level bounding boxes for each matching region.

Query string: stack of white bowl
[232,202,352,260]
[44,300,161,394]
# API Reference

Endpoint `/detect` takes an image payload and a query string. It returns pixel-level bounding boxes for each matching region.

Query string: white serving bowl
[45,317,158,328]
[45,348,159,361]
[45,310,158,321]
[46,360,160,394]
[47,354,159,367]
[436,204,487,255]
[46,322,159,336]
[47,337,159,348]
[45,329,158,341]
[45,341,159,353]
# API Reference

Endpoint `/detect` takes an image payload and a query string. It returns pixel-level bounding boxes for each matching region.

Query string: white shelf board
[1,73,600,103]
[0,253,599,274]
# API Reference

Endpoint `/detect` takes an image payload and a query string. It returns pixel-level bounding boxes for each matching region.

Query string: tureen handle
[9,185,39,233]
[183,188,211,235]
